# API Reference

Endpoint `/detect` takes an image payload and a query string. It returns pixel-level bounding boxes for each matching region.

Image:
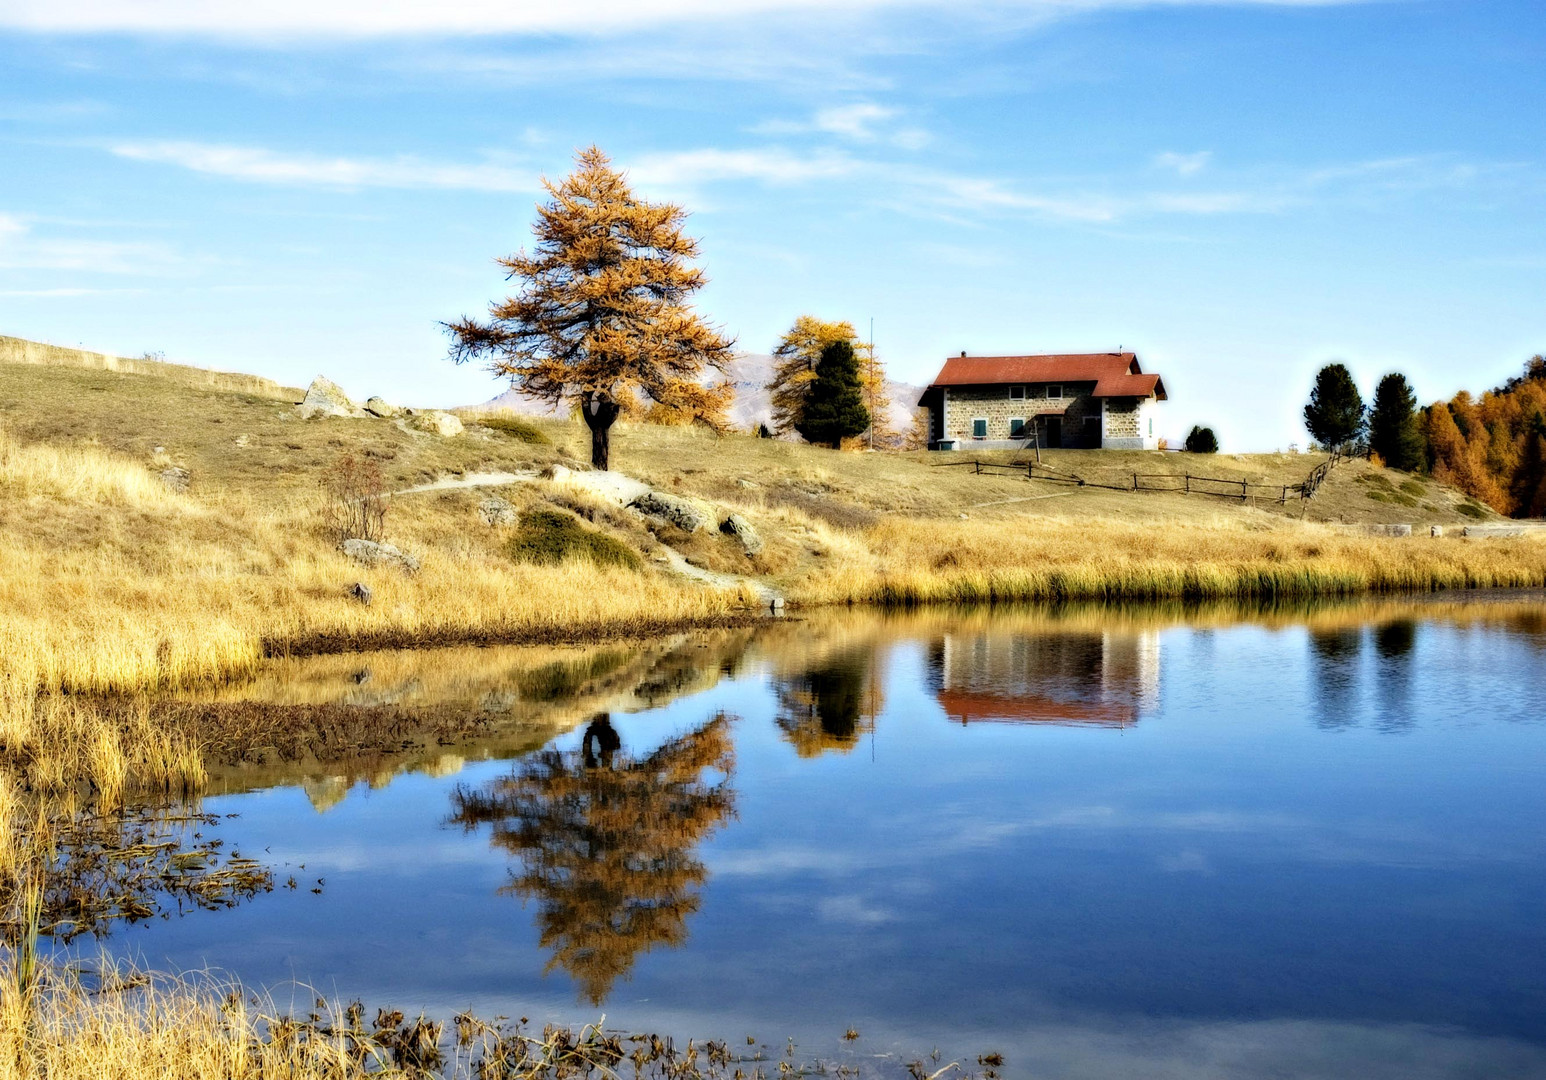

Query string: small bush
[1184,426,1219,453]
[321,452,386,543]
[1400,479,1427,497]
[1458,502,1488,520]
[480,415,552,445]
[507,508,641,570]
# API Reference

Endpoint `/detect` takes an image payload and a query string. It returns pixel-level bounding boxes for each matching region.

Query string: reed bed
[792,515,1546,605]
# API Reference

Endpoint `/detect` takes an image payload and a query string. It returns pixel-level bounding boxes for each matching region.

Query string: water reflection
[774,648,881,757]
[928,628,1160,728]
[448,713,737,1005]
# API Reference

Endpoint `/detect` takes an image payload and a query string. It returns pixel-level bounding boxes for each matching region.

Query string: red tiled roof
[926,352,1167,400]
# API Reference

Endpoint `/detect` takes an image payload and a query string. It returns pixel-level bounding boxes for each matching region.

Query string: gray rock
[479,496,518,527]
[409,410,464,437]
[1462,524,1530,538]
[298,376,361,419]
[364,396,400,418]
[340,538,421,573]
[550,464,651,506]
[233,434,250,449]
[720,512,763,555]
[1430,525,1444,538]
[158,466,190,493]
[348,581,372,606]
[631,491,708,533]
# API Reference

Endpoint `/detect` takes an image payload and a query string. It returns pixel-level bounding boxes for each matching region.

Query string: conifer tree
[1368,372,1425,471]
[766,316,857,436]
[854,339,894,448]
[1303,363,1366,451]
[1511,411,1546,518]
[795,340,870,449]
[1184,425,1219,453]
[446,146,734,472]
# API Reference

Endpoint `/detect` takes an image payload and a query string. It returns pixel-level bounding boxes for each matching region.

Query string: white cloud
[0,212,183,274]
[627,147,861,188]
[1154,150,1212,176]
[105,140,536,192]
[813,103,897,140]
[0,0,1374,37]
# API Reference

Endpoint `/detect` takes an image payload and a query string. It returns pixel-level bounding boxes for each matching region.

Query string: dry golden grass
[790,513,1546,605]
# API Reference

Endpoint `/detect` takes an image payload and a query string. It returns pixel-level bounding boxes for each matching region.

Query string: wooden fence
[933,448,1345,505]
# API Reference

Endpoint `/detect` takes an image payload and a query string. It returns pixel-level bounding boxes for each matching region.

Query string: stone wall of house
[943,383,1098,443]
[1104,398,1140,438]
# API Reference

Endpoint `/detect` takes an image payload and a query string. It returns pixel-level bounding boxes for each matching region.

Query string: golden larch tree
[446,146,735,471]
[854,339,894,449]
[765,316,857,437]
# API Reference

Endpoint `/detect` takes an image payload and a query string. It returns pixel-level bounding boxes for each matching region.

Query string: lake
[65,598,1546,1078]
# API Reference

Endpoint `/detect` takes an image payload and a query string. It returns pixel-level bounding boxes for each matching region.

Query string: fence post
[1241,479,1248,501]
[974,461,981,475]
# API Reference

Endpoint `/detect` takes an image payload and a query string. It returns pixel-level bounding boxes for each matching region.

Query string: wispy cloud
[628,147,861,188]
[105,140,536,192]
[753,103,931,149]
[0,211,183,274]
[1154,150,1212,176]
[0,0,1377,37]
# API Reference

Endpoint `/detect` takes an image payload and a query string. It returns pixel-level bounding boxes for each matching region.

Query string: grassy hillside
[3,341,1544,704]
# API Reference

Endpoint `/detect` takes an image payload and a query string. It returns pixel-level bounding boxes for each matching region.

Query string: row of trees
[1303,358,1546,517]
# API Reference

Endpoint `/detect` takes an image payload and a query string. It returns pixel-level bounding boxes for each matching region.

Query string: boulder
[479,496,518,527]
[158,466,190,493]
[1462,524,1530,538]
[347,581,372,606]
[631,491,708,533]
[298,376,361,418]
[364,396,400,418]
[340,538,421,574]
[548,464,651,506]
[409,410,464,437]
[720,513,763,555]
[1430,525,1444,538]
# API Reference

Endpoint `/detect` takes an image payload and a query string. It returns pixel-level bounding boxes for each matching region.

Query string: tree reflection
[1308,627,1363,731]
[448,713,736,1006]
[1372,620,1417,733]
[773,651,879,757]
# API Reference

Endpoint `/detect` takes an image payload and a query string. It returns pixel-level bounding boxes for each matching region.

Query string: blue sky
[1,0,1542,449]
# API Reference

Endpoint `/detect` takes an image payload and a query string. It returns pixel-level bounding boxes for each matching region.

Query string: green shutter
[972,418,987,439]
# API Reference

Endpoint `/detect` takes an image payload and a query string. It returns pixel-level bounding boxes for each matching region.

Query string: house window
[972,418,988,439]
[1027,384,1042,398]
[1008,385,1025,400]
[1009,417,1027,438]
[1047,384,1063,400]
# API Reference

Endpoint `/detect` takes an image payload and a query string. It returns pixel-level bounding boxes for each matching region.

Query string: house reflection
[928,629,1160,728]
[448,712,737,1006]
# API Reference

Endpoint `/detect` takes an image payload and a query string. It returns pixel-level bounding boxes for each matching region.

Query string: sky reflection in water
[90,603,1546,1079]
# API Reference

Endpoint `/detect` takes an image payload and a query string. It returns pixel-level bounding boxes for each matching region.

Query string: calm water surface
[79,601,1546,1078]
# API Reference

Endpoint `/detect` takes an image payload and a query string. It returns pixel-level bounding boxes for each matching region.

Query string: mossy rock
[480,415,552,445]
[507,508,641,570]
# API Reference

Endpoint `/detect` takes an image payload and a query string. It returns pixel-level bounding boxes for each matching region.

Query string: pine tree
[766,316,857,436]
[1511,411,1546,518]
[1367,372,1425,471]
[445,146,735,472]
[795,340,870,449]
[1303,363,1366,452]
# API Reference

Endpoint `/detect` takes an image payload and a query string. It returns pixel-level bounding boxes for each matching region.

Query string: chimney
[960,350,966,357]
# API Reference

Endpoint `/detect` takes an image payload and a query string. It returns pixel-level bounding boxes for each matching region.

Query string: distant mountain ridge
[473,352,924,444]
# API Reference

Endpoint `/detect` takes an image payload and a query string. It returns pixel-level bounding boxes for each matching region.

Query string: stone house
[917,352,1168,450]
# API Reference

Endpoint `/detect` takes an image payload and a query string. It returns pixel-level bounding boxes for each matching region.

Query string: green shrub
[1458,502,1488,520]
[1184,425,1219,453]
[480,415,552,445]
[507,508,641,569]
[1399,478,1428,497]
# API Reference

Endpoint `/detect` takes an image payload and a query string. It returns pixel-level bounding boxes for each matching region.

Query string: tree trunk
[582,393,622,471]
